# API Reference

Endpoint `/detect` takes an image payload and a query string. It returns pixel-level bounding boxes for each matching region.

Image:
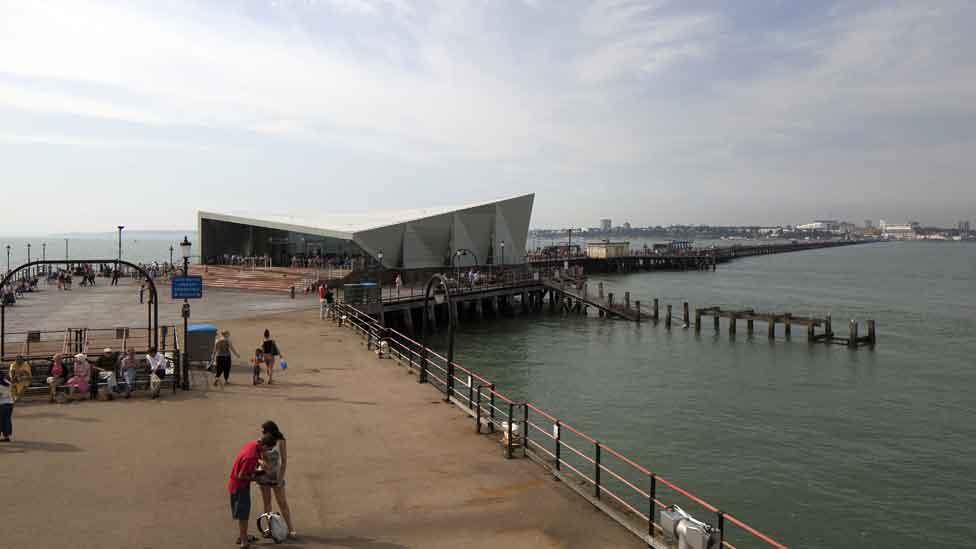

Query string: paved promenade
[1,308,640,548]
[2,278,314,335]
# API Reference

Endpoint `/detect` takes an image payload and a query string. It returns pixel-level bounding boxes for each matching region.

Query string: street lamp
[179,236,192,389]
[500,240,505,266]
[452,248,480,287]
[376,250,385,326]
[169,245,174,266]
[117,226,125,270]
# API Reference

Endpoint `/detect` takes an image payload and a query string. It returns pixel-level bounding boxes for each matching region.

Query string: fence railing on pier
[333,301,788,549]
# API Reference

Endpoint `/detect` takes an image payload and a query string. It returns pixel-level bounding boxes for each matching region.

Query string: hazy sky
[1,0,974,233]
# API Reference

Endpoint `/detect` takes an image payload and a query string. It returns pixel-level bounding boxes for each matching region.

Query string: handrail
[333,301,787,548]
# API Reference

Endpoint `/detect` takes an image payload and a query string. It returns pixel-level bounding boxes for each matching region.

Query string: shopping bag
[279,359,288,370]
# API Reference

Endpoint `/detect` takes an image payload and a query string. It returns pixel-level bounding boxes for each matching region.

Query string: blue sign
[171,276,203,299]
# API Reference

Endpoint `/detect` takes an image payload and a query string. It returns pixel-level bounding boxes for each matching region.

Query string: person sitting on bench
[46,353,67,403]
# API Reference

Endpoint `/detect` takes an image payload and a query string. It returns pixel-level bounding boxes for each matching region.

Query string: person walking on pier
[261,330,281,385]
[317,283,328,320]
[213,331,239,386]
[228,434,278,549]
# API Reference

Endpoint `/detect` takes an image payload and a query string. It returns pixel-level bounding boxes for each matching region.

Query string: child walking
[251,349,265,385]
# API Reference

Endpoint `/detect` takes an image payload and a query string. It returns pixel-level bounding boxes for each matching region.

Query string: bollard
[683,302,690,327]
[665,304,672,329]
[849,319,858,348]
[867,319,877,346]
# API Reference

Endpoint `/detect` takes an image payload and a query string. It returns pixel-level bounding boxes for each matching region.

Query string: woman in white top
[258,420,295,539]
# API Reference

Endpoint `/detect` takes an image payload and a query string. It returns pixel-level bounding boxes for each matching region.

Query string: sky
[1,0,975,233]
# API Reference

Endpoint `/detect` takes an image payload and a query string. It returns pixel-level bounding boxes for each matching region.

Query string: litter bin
[186,323,218,366]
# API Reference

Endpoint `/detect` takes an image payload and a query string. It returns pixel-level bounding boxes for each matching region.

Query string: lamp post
[180,236,192,390]
[169,245,174,266]
[376,250,385,326]
[115,225,125,270]
[500,240,505,266]
[41,243,46,275]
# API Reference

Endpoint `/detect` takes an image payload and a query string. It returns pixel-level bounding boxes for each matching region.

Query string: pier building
[197,194,534,269]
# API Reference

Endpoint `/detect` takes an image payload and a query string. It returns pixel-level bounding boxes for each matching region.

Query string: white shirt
[146,352,167,371]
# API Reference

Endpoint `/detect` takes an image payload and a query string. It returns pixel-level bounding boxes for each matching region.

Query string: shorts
[230,487,251,520]
[263,355,275,368]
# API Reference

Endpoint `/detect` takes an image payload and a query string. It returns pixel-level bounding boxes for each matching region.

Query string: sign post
[172,274,202,389]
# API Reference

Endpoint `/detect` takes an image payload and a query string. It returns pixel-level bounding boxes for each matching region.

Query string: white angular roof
[198,193,533,240]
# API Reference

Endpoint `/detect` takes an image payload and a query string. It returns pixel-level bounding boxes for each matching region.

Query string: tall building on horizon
[600,219,612,232]
[959,220,971,233]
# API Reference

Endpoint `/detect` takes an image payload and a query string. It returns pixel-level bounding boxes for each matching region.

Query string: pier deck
[3,309,641,549]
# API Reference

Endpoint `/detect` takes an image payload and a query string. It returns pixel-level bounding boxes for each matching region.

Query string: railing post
[594,441,602,500]
[474,385,482,434]
[488,384,496,433]
[467,376,474,409]
[506,402,515,459]
[522,404,529,458]
[445,360,455,402]
[554,420,561,472]
[648,473,657,541]
[419,340,428,384]
[717,510,725,548]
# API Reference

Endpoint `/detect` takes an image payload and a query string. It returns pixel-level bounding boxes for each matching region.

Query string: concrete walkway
[1,309,641,548]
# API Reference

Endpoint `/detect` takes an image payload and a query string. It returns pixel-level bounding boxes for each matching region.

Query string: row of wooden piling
[637,301,876,347]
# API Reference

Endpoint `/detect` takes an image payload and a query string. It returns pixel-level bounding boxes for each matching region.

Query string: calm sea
[438,242,976,548]
[0,233,198,270]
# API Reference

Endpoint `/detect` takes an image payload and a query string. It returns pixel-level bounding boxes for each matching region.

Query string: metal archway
[419,274,456,401]
[1,259,159,359]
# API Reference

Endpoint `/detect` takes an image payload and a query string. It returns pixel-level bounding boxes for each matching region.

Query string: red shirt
[318,285,327,299]
[228,441,261,493]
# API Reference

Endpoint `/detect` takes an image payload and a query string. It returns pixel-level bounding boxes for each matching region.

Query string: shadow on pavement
[0,440,84,453]
[288,535,408,549]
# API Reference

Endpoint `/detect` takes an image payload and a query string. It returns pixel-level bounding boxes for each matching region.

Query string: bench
[20,355,177,402]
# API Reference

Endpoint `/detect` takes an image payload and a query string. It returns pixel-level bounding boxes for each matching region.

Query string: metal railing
[331,301,787,548]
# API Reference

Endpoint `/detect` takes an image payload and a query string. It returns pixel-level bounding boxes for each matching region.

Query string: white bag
[256,512,288,543]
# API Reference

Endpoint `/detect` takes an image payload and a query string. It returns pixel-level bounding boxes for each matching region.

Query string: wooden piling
[867,319,876,346]
[608,293,614,308]
[784,313,792,339]
[695,309,701,333]
[403,308,415,335]
[729,315,736,336]
[665,305,672,329]
[598,282,604,299]
[682,302,690,327]
[848,320,858,348]
[807,322,815,341]
[713,314,720,332]
[635,300,641,323]
[653,298,659,322]
[624,291,631,310]
[747,318,754,335]
[768,318,775,339]
[825,314,833,337]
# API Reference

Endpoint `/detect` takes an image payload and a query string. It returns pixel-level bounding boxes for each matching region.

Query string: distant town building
[600,219,612,232]
[622,222,631,230]
[958,220,971,233]
[879,219,887,231]
[586,240,630,259]
[882,224,916,240]
[797,220,840,232]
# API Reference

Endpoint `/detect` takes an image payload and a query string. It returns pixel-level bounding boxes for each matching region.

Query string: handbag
[256,512,288,543]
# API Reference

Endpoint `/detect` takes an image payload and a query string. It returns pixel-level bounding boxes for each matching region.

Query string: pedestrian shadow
[15,411,102,423]
[285,535,407,548]
[0,440,84,453]
[286,396,377,406]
